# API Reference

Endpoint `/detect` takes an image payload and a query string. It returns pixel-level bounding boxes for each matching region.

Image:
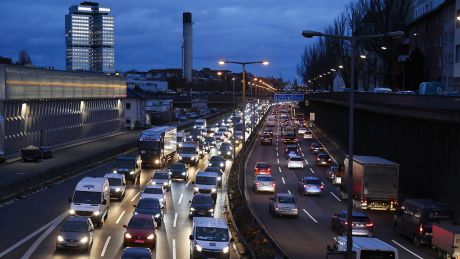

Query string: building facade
[0,65,126,155]
[126,72,168,92]
[65,2,115,72]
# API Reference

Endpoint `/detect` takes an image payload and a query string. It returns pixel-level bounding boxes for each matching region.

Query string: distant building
[126,72,168,92]
[17,50,32,66]
[65,1,115,72]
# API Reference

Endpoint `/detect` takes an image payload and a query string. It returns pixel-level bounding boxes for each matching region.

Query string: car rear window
[256,163,270,168]
[352,216,370,222]
[305,179,322,185]
[290,157,303,161]
[257,176,274,181]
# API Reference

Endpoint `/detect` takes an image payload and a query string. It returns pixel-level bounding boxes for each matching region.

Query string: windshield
[287,147,297,152]
[137,199,159,209]
[256,163,270,169]
[361,250,395,259]
[278,196,295,203]
[127,218,154,229]
[153,173,168,179]
[306,179,322,185]
[195,121,205,126]
[107,178,122,186]
[352,216,370,222]
[138,141,160,150]
[210,157,223,163]
[170,164,186,171]
[195,227,229,242]
[61,220,88,232]
[196,176,217,185]
[257,176,274,182]
[192,195,213,204]
[122,255,151,259]
[144,187,163,194]
[318,154,329,158]
[290,157,303,161]
[114,159,134,168]
[181,147,197,154]
[72,191,101,204]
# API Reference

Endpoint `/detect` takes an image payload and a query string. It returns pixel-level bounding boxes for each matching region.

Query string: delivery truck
[432,224,460,259]
[341,155,399,211]
[138,126,177,168]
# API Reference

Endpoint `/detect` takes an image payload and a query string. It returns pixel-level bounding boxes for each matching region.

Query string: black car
[169,163,189,181]
[316,152,331,166]
[208,156,226,171]
[113,155,141,183]
[56,216,94,251]
[203,137,216,151]
[261,133,272,145]
[133,198,163,226]
[204,166,223,186]
[310,142,324,154]
[218,143,233,160]
[331,210,374,237]
[21,145,53,161]
[121,247,153,259]
[189,194,215,218]
[263,128,274,137]
[394,199,454,246]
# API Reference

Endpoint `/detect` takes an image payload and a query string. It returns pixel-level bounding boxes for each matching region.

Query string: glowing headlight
[208,208,214,212]
[154,213,161,218]
[113,170,117,174]
[191,156,196,160]
[195,244,203,252]
[220,162,224,167]
[182,172,186,175]
[190,207,196,211]
[178,155,182,160]
[223,246,230,253]
[129,170,134,175]
[218,151,222,155]
[69,209,75,215]
[212,188,217,193]
[125,233,132,239]
[152,181,157,185]
[159,198,164,203]
[147,234,154,240]
[115,187,121,192]
[80,237,88,243]
[217,177,221,181]
[208,163,212,166]
[93,211,100,216]
[154,159,160,164]
[227,151,231,155]
[163,182,168,186]
[194,187,199,192]
[57,235,64,242]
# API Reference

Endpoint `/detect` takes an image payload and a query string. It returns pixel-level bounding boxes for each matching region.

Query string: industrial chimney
[183,12,192,83]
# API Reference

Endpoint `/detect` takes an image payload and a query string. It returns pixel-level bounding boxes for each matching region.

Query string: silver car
[150,170,171,190]
[269,193,299,217]
[298,176,324,195]
[253,175,276,193]
[56,216,94,251]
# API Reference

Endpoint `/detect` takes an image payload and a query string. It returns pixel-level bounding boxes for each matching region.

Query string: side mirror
[189,234,194,240]
[68,197,72,203]
[122,224,127,228]
[102,200,107,205]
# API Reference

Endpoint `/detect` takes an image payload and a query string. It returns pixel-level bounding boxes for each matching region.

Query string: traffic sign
[274,94,304,102]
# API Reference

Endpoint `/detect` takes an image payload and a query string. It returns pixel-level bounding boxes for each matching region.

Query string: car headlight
[220,162,224,167]
[57,235,64,242]
[178,155,182,160]
[152,181,157,185]
[125,233,132,239]
[154,213,161,218]
[163,182,168,186]
[154,159,160,164]
[217,177,221,181]
[93,211,100,216]
[190,207,196,211]
[182,172,186,175]
[191,156,196,160]
[195,244,203,252]
[80,237,88,243]
[208,208,214,212]
[212,188,217,193]
[194,187,199,192]
[223,246,230,253]
[218,151,222,155]
[69,209,75,215]
[227,151,231,155]
[129,170,134,175]
[147,234,154,240]
[113,170,117,174]
[115,187,121,192]
[159,198,164,203]
[208,163,212,166]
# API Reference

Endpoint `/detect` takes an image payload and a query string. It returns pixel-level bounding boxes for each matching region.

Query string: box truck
[432,224,460,258]
[341,155,399,211]
[138,126,177,168]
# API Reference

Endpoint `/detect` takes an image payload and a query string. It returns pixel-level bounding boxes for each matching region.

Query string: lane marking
[173,239,177,259]
[391,240,424,259]
[281,177,286,184]
[302,209,319,223]
[173,213,178,228]
[276,152,279,157]
[330,192,342,202]
[276,146,278,151]
[309,168,315,174]
[287,190,292,195]
[130,191,140,202]
[278,167,282,173]
[186,180,191,187]
[100,236,112,257]
[0,212,67,258]
[302,152,305,157]
[305,159,309,165]
[277,158,280,164]
[178,193,184,204]
[115,210,126,224]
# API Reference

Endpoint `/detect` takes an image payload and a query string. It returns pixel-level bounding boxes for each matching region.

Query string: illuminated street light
[360,54,367,59]
[381,46,387,50]
[339,65,344,69]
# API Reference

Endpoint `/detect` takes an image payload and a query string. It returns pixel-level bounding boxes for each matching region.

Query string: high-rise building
[65,1,114,72]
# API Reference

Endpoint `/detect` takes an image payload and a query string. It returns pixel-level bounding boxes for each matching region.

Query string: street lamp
[218,59,269,143]
[217,71,228,92]
[302,29,404,258]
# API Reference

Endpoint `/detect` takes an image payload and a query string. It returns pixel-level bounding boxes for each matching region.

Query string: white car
[141,185,166,208]
[298,127,307,135]
[304,130,313,139]
[288,156,304,169]
[214,132,225,142]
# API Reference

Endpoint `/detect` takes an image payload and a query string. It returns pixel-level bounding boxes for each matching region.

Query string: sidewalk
[309,124,346,165]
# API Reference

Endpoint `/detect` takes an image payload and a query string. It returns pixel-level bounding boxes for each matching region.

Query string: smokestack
[183,12,192,83]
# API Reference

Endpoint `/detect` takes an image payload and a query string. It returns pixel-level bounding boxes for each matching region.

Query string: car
[21,145,53,161]
[217,126,230,137]
[213,132,225,142]
[204,166,223,186]
[141,185,166,208]
[310,143,324,154]
[189,193,215,218]
[263,128,274,137]
[316,152,332,166]
[193,171,218,200]
[260,133,273,145]
[56,216,94,251]
[203,137,217,151]
[150,170,171,190]
[268,193,299,218]
[189,217,233,259]
[327,164,343,185]
[218,145,233,160]
[123,214,157,248]
[254,162,272,175]
[285,144,300,157]
[169,163,189,181]
[298,126,307,135]
[104,173,127,201]
[133,198,163,226]
[113,155,141,183]
[121,247,153,259]
[287,156,304,169]
[253,174,276,193]
[179,114,188,121]
[331,210,374,237]
[298,176,324,195]
[208,156,226,171]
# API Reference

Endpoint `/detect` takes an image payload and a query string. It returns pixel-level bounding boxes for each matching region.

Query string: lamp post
[218,60,269,143]
[232,77,236,158]
[217,71,228,92]
[302,29,404,258]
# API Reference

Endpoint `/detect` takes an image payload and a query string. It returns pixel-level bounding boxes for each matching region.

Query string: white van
[68,177,110,227]
[266,115,275,126]
[329,236,399,259]
[193,171,218,200]
[189,217,233,259]
[194,119,207,130]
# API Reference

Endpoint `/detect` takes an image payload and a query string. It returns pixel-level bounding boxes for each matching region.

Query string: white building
[126,72,168,93]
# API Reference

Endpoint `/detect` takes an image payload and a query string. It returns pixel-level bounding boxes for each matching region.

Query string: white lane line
[186,180,191,187]
[19,212,67,259]
[276,146,278,151]
[287,190,292,195]
[100,236,112,257]
[178,193,184,204]
[391,240,424,259]
[173,213,178,228]
[173,239,177,259]
[276,152,279,157]
[330,192,342,202]
[278,167,282,173]
[309,168,315,174]
[0,215,56,257]
[302,152,305,157]
[115,210,126,224]
[277,158,280,164]
[281,177,286,184]
[302,209,319,223]
[130,191,140,202]
[305,159,309,165]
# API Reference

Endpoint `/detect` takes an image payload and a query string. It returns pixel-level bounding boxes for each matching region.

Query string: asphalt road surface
[244,111,437,259]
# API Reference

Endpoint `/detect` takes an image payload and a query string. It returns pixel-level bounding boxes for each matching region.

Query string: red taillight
[317,158,320,161]
[419,224,423,234]
[366,223,374,228]
[320,184,324,190]
[256,183,261,186]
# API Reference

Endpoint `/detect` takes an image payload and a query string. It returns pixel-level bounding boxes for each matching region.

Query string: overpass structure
[304,92,460,220]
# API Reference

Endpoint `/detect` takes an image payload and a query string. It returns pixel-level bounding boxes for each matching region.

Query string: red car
[123,214,157,249]
[254,162,272,175]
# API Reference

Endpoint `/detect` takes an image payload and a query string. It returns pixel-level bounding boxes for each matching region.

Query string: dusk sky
[0,0,346,81]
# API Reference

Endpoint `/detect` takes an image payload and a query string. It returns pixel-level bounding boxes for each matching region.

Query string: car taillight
[256,182,261,186]
[303,184,307,188]
[366,223,374,228]
[317,158,320,161]
[419,224,423,234]
[320,185,324,190]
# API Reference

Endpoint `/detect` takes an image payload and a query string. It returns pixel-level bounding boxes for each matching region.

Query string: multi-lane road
[244,110,437,259]
[0,114,249,259]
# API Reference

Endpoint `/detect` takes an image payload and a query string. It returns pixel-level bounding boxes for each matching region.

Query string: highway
[244,109,438,259]
[0,113,248,259]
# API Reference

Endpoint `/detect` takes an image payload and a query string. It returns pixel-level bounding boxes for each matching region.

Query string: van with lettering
[189,217,233,259]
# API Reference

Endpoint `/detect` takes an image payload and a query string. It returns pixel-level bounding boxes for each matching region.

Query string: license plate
[134,240,145,243]
[322,161,326,164]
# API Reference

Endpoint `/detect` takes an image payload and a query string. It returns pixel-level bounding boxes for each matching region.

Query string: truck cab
[189,217,233,259]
